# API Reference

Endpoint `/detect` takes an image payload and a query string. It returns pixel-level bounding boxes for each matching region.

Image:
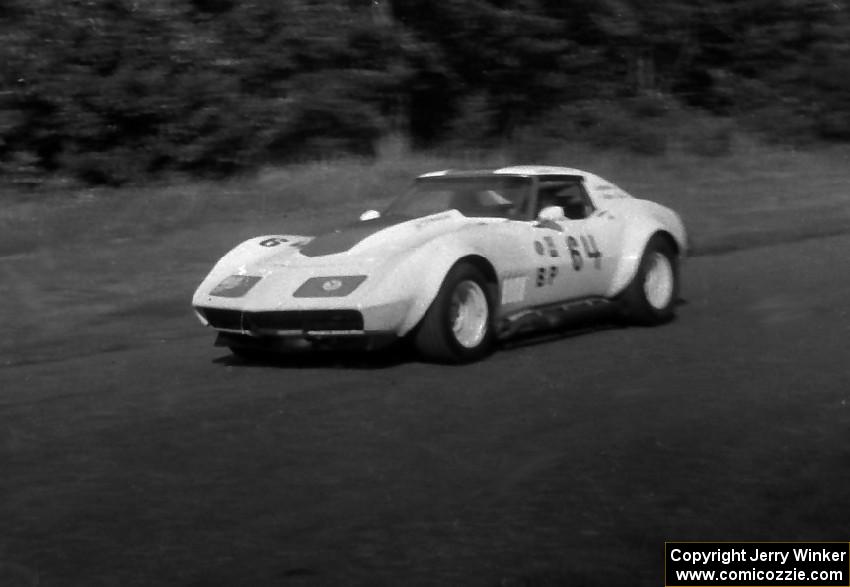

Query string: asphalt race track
[2,234,849,587]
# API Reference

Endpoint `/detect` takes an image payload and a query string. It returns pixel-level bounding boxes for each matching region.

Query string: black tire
[620,234,679,325]
[414,263,496,363]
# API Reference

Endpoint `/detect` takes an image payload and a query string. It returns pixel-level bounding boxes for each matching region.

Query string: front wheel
[414,263,495,363]
[620,235,679,325]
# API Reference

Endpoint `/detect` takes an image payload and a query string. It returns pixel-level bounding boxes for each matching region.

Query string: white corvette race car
[192,166,687,363]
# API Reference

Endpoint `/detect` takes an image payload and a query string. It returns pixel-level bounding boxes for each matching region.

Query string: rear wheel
[414,263,495,363]
[620,235,679,325]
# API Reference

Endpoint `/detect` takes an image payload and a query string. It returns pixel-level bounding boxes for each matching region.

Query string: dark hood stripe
[299,215,410,258]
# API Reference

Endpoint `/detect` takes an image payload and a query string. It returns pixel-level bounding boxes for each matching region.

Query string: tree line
[1,0,848,184]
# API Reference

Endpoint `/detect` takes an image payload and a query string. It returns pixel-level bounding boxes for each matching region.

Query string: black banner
[665,542,850,587]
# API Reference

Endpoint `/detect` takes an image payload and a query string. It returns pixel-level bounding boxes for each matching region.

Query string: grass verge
[1,138,848,365]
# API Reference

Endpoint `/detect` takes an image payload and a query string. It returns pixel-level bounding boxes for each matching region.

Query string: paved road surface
[2,234,849,586]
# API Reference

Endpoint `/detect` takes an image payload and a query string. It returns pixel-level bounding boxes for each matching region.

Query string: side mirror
[536,205,565,223]
[359,209,381,221]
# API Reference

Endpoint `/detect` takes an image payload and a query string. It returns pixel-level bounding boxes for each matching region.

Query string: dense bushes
[0,0,848,184]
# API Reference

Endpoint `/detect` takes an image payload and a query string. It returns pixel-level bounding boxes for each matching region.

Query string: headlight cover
[293,275,367,297]
[210,275,262,298]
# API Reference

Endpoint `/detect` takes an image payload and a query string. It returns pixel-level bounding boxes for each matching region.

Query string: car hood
[251,210,477,271]
[195,209,495,311]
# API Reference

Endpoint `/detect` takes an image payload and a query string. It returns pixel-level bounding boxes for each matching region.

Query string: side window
[449,188,523,218]
[536,179,595,220]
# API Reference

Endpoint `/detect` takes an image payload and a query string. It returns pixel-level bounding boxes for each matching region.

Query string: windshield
[384,176,532,220]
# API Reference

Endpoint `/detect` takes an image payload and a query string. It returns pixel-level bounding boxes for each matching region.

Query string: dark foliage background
[1,0,848,184]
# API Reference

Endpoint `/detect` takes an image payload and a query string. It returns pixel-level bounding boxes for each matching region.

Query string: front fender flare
[194,234,312,302]
[208,234,311,275]
[377,240,498,337]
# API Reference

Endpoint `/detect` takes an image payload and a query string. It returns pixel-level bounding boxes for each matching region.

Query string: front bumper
[194,299,411,339]
[197,307,365,336]
[214,330,398,353]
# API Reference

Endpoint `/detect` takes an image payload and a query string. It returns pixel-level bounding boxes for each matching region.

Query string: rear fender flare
[606,200,686,298]
[607,227,681,298]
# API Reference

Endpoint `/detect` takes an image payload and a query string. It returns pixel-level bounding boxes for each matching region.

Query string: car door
[558,212,623,298]
[523,220,574,307]
[481,213,581,314]
[532,176,625,301]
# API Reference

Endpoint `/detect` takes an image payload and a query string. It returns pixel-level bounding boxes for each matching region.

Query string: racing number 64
[566,234,602,271]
